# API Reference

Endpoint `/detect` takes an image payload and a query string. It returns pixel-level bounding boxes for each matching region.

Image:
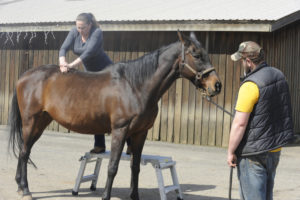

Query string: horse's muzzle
[207,81,222,97]
[215,81,222,94]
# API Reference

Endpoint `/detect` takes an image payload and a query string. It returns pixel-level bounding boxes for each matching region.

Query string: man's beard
[243,64,251,76]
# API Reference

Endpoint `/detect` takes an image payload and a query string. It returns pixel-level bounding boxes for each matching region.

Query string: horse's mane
[113,42,177,88]
[113,49,160,88]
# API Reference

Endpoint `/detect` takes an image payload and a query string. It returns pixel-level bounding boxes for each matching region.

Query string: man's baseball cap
[231,41,261,61]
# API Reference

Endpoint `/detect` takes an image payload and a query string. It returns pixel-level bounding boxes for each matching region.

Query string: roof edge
[0,20,273,32]
[271,10,300,31]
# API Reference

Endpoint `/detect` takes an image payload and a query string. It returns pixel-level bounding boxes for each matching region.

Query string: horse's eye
[202,73,209,78]
[193,54,201,59]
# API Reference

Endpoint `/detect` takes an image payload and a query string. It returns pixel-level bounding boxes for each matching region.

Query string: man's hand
[227,152,237,167]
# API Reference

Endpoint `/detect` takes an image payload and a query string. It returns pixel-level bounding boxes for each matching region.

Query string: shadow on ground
[31,184,237,200]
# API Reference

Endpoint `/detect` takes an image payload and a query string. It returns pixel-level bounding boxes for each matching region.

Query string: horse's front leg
[130,131,147,200]
[102,127,128,200]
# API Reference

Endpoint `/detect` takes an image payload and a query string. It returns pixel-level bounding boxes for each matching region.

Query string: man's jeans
[237,151,281,200]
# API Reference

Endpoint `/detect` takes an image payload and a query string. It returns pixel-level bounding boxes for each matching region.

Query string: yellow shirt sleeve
[235,81,259,113]
[235,82,281,152]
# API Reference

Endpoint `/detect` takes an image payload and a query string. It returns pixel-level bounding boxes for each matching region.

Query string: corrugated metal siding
[0,0,299,24]
[0,20,299,147]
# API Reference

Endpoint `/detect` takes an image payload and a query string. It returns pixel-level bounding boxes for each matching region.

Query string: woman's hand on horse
[60,64,72,73]
[60,65,69,73]
[59,60,70,73]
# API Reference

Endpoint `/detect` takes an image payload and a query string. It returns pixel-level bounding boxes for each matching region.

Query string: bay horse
[9,32,221,200]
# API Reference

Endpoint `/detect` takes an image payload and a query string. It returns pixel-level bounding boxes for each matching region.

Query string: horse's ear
[177,30,184,43]
[190,32,198,41]
[177,30,190,46]
[190,32,203,48]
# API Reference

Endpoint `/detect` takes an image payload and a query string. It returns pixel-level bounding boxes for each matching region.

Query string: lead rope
[202,95,234,200]
[204,96,234,117]
[181,42,234,198]
[229,166,233,200]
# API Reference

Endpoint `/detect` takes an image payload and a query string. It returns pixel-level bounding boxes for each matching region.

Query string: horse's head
[177,31,221,97]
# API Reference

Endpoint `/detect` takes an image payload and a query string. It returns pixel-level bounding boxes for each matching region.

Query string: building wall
[0,20,299,147]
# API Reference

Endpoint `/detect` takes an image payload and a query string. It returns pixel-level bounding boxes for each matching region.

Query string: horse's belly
[48,108,111,134]
[56,118,111,134]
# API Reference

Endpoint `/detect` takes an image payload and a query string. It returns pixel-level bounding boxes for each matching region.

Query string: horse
[8,31,221,200]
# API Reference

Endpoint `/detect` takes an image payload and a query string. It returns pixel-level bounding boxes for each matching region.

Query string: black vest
[235,63,294,156]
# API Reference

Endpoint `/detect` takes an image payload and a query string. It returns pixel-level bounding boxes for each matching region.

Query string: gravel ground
[0,125,299,200]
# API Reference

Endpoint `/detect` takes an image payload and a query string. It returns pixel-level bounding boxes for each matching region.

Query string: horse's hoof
[17,188,23,196]
[90,185,96,191]
[130,194,139,200]
[101,195,110,200]
[22,194,33,200]
[72,190,78,196]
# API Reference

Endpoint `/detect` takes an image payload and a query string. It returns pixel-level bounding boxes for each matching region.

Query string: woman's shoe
[90,146,106,154]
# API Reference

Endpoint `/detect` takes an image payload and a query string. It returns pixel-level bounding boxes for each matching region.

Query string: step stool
[72,151,183,200]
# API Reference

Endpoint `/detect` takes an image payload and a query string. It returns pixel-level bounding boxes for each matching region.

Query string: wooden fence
[0,20,299,147]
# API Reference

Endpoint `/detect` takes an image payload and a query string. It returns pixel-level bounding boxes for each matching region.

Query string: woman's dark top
[59,27,112,72]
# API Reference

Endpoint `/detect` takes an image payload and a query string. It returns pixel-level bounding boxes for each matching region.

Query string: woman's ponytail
[76,13,99,29]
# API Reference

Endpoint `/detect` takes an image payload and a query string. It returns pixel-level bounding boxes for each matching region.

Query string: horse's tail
[8,90,37,168]
[8,90,23,158]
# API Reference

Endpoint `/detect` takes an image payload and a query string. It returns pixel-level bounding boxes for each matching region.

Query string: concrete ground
[0,125,300,200]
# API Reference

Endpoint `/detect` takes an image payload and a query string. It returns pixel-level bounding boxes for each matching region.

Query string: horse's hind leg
[129,131,147,200]
[18,112,52,200]
[15,156,23,195]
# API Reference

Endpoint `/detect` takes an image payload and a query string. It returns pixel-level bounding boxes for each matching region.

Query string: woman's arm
[59,57,83,72]
[67,57,82,68]
[79,28,103,62]
[62,29,102,72]
[59,28,76,72]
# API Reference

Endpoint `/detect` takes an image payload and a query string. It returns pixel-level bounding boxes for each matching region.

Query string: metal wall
[0,20,299,147]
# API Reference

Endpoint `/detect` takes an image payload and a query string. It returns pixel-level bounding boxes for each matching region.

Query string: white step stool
[72,151,183,200]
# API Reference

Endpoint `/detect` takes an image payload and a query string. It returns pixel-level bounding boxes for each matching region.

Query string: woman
[59,13,131,154]
[59,13,111,73]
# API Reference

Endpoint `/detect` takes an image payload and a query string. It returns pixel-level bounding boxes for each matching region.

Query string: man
[227,41,294,200]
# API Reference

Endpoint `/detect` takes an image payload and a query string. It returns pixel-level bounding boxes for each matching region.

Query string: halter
[180,44,233,117]
[180,43,216,81]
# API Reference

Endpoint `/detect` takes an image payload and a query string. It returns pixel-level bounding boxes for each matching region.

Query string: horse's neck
[143,42,181,103]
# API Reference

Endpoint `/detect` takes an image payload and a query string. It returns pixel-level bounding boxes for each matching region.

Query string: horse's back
[17,65,60,89]
[15,65,59,115]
